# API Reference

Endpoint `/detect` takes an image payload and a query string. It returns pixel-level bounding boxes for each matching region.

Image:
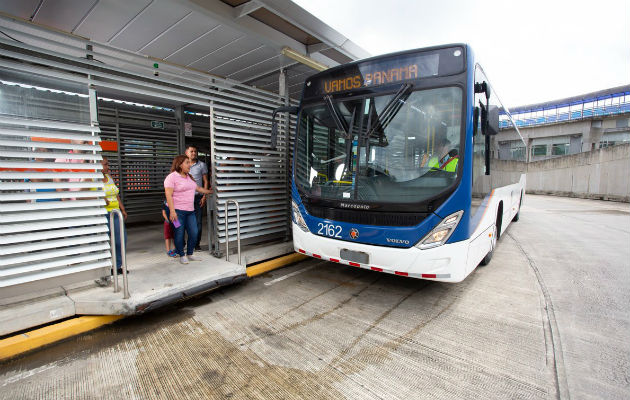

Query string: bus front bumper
[292,224,470,283]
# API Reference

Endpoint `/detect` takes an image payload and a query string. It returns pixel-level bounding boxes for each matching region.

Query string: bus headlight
[291,200,310,232]
[416,210,464,250]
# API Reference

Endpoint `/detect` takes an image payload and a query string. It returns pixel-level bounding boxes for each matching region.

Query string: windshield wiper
[323,94,358,179]
[364,83,412,139]
[324,95,348,135]
[342,107,357,177]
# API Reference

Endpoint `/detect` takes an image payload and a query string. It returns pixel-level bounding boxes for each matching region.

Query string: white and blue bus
[273,44,526,282]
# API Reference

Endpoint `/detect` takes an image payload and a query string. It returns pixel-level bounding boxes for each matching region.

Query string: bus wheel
[513,192,523,222]
[480,223,497,266]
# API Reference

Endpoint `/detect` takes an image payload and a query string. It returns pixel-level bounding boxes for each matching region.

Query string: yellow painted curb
[247,252,308,277]
[0,315,124,361]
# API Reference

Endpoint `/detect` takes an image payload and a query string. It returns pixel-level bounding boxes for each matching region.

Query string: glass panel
[0,70,89,124]
[551,143,569,155]
[295,87,462,204]
[532,145,547,156]
[511,146,525,160]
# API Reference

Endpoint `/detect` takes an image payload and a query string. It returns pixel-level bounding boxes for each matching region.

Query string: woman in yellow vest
[101,157,127,274]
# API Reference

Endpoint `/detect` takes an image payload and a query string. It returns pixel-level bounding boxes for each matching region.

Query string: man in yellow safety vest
[424,139,459,173]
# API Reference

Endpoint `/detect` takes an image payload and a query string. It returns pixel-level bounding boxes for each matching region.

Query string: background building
[496,85,630,162]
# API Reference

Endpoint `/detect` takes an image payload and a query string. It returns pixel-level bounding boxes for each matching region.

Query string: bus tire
[480,223,497,266]
[512,191,523,222]
[481,205,502,266]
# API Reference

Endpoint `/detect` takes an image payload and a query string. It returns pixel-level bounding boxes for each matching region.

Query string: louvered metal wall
[0,72,110,298]
[211,103,291,252]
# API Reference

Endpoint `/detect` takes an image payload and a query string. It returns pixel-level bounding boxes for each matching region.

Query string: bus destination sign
[304,47,464,98]
[323,62,422,94]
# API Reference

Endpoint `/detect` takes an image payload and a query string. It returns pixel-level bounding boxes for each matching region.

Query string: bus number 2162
[317,223,342,238]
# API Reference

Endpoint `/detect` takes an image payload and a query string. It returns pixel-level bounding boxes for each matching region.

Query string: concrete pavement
[507,195,630,400]
[0,195,628,399]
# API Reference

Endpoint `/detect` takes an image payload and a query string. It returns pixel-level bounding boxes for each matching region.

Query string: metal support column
[209,102,220,256]
[176,105,185,154]
[114,108,124,204]
[279,69,292,240]
[206,102,219,254]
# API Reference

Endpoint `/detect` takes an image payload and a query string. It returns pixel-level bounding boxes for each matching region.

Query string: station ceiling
[0,0,371,99]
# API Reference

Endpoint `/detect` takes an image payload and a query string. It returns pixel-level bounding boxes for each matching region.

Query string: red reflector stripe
[312,254,322,259]
[371,267,383,272]
[421,274,437,278]
[349,262,360,267]
[330,258,339,263]
[395,271,408,276]
[298,249,306,254]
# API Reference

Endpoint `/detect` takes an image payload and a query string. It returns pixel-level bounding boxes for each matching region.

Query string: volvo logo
[339,202,370,210]
[350,228,359,239]
[386,238,410,245]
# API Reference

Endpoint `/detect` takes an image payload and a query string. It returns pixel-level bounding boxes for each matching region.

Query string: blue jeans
[174,209,198,257]
[194,194,203,248]
[107,211,127,269]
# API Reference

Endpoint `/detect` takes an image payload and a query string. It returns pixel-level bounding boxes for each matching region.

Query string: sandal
[167,249,177,257]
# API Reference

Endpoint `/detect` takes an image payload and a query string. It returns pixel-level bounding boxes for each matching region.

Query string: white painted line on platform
[263,263,321,286]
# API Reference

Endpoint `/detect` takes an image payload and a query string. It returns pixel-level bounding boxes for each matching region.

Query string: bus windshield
[295,86,463,204]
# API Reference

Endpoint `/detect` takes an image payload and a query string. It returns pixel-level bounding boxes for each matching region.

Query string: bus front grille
[306,206,429,227]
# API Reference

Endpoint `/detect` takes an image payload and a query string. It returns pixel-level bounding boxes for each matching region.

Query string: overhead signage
[184,122,193,137]
[303,46,465,98]
[322,64,421,94]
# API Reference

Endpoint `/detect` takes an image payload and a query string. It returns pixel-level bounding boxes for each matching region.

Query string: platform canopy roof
[0,0,371,99]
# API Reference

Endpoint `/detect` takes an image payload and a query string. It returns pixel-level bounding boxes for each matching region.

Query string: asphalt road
[0,195,628,399]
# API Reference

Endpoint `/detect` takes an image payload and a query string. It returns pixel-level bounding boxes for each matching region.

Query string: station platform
[1,222,294,336]
[69,251,246,316]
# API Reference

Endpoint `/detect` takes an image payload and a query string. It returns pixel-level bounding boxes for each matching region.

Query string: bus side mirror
[486,105,499,136]
[473,107,480,136]
[270,106,298,150]
[481,105,499,136]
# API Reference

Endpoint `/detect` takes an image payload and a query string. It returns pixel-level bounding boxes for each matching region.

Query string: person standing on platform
[101,157,127,274]
[164,155,212,264]
[185,145,209,250]
[95,156,128,287]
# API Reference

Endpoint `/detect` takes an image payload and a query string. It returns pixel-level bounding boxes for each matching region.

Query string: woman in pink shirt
[164,155,212,264]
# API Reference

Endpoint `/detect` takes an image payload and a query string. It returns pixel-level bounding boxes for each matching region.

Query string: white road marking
[1,362,59,387]
[263,263,322,286]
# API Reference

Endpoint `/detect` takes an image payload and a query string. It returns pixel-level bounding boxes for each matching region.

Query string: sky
[292,0,629,108]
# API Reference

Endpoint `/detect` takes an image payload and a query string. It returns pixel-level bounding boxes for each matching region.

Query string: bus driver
[424,138,459,173]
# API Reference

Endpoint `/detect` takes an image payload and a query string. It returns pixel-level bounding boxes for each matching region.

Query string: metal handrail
[206,193,213,255]
[109,209,129,299]
[224,199,241,265]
